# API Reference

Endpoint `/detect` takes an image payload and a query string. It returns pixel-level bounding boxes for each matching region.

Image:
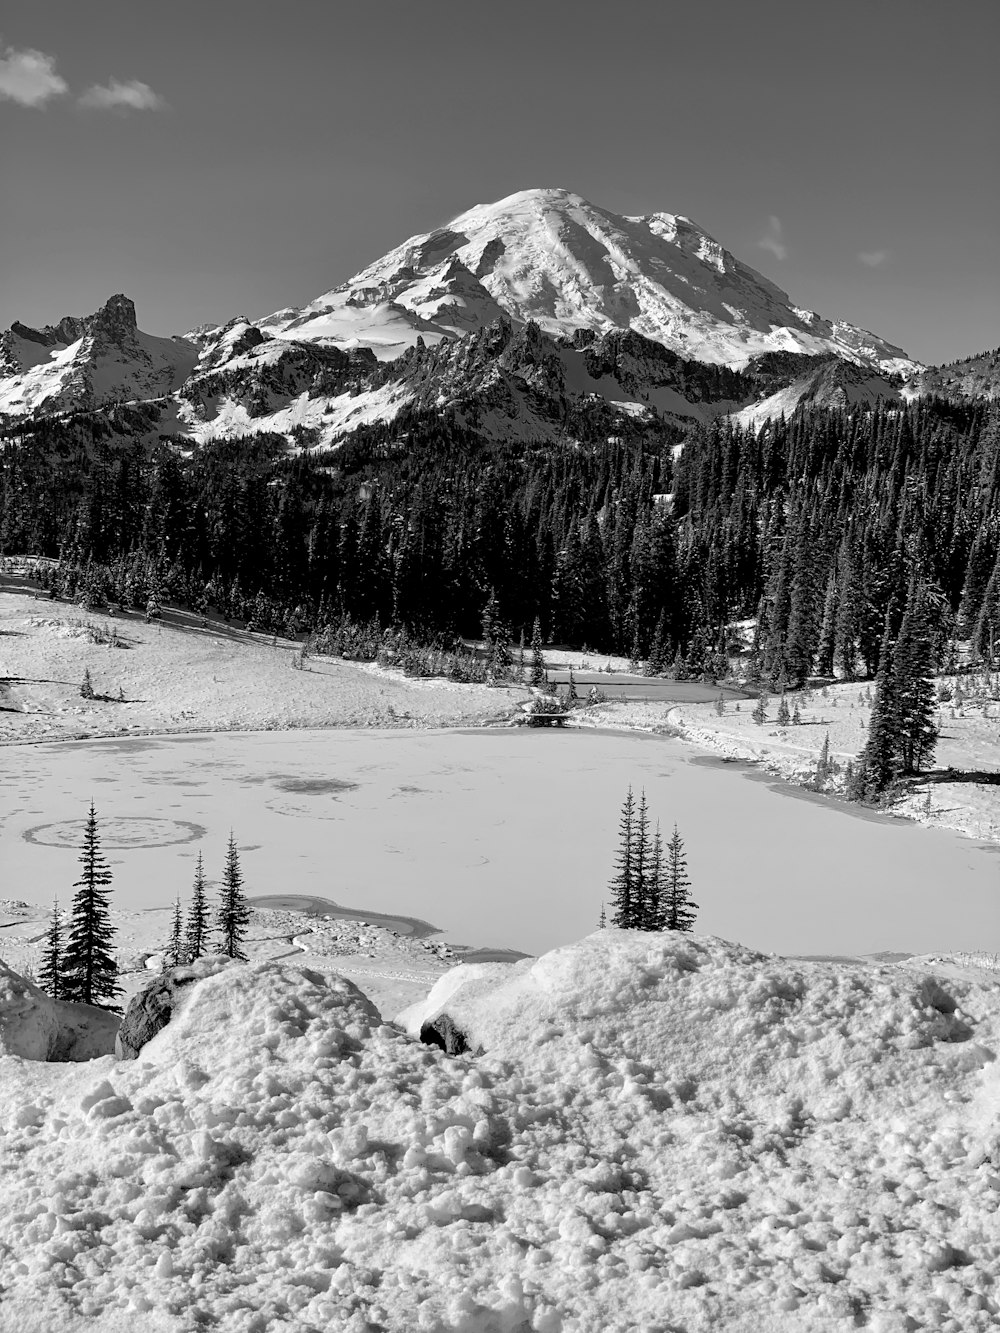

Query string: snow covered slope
[1,934,998,1331]
[0,295,197,417]
[261,188,920,373]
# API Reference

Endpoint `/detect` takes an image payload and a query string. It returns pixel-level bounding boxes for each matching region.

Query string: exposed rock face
[116,956,235,1060]
[0,294,197,417]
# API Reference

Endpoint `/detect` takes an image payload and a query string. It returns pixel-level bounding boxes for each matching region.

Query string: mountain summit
[259,188,918,373]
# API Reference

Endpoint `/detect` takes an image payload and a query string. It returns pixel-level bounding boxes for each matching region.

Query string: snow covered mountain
[0,294,197,417]
[258,188,920,374]
[0,189,949,448]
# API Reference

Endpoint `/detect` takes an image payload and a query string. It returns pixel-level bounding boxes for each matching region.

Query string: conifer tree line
[38,812,252,1004]
[4,397,997,680]
[605,787,697,932]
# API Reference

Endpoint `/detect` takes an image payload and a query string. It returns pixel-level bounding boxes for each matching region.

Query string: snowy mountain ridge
[0,294,197,417]
[258,188,920,374]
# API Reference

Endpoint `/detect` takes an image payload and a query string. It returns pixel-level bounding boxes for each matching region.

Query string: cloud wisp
[0,40,68,107]
[859,249,890,268]
[79,78,166,112]
[758,215,788,262]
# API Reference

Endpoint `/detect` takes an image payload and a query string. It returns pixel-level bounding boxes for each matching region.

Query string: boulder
[116,956,235,1060]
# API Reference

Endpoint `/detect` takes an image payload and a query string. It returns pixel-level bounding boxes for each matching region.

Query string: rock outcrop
[115,956,236,1059]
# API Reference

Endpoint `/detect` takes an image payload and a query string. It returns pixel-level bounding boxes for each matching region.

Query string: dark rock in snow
[116,956,235,1059]
[420,1012,474,1056]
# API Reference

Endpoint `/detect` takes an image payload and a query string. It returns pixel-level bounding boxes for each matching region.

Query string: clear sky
[1,0,996,364]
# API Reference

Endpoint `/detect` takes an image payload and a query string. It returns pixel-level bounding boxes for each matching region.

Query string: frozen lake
[3,727,996,958]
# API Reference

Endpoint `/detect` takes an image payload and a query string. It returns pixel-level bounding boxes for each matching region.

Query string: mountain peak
[0,295,196,417]
[259,189,919,373]
[90,293,139,345]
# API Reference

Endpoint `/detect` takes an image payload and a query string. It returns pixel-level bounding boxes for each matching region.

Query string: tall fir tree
[37,897,63,1000]
[217,833,251,961]
[892,585,939,775]
[608,787,637,928]
[663,825,698,932]
[185,851,211,961]
[62,803,121,1008]
[859,615,900,797]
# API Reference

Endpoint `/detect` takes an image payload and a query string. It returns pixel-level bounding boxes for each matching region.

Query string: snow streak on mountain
[259,188,919,373]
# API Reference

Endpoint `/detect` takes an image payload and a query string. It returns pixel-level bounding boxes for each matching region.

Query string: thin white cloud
[859,249,889,268]
[758,215,787,261]
[79,78,165,112]
[0,40,68,107]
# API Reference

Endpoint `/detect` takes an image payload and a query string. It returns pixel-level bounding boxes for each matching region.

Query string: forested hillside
[2,396,998,683]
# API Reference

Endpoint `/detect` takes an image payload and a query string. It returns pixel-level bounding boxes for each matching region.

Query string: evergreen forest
[2,396,998,688]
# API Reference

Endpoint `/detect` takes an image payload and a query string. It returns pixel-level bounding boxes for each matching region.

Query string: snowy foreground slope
[1,934,998,1332]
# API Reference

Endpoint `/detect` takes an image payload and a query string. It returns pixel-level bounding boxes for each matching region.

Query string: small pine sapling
[37,897,62,1000]
[792,701,801,725]
[776,693,791,726]
[752,692,768,725]
[529,617,546,688]
[80,668,95,699]
[714,693,725,716]
[166,895,185,969]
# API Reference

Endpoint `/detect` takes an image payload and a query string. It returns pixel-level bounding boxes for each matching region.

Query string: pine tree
[165,895,185,969]
[185,852,211,961]
[529,617,546,687]
[37,897,62,1000]
[633,790,651,925]
[858,616,900,797]
[752,691,768,725]
[792,700,802,725]
[647,822,665,931]
[663,825,697,932]
[217,833,251,961]
[714,692,725,717]
[80,668,95,699]
[776,693,791,726]
[62,803,121,1008]
[815,731,831,786]
[598,902,607,930]
[567,668,578,703]
[608,787,637,928]
[893,586,939,775]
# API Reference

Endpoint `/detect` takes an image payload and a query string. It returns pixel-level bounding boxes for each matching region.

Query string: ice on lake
[4,727,996,958]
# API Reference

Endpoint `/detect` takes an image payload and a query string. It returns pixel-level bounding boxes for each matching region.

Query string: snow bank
[0,939,998,1330]
[0,961,117,1061]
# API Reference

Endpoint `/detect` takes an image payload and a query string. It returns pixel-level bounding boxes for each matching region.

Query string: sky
[1,0,996,365]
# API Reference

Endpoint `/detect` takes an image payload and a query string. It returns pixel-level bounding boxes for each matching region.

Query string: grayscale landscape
[0,4,997,1331]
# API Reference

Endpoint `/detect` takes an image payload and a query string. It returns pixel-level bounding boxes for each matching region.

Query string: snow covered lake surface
[5,726,997,960]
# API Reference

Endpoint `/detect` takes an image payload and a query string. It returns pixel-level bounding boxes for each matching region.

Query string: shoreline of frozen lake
[4,725,996,960]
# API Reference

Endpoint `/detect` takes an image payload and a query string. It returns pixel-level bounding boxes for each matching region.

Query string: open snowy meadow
[2,593,999,1332]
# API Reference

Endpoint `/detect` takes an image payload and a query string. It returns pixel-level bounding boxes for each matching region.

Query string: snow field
[0,593,524,742]
[1,934,999,1331]
[571,679,1000,848]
